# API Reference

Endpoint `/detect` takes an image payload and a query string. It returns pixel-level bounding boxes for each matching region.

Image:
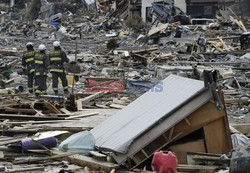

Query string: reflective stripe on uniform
[63,86,68,89]
[35,90,47,94]
[22,66,26,69]
[24,51,36,57]
[35,90,42,94]
[51,57,61,61]
[25,58,34,63]
[35,60,43,64]
[29,69,35,73]
[50,51,61,57]
[35,72,47,76]
[53,88,58,91]
[50,69,64,73]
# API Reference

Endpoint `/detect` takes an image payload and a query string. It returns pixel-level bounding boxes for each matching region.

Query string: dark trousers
[52,72,68,93]
[27,73,34,93]
[34,75,47,94]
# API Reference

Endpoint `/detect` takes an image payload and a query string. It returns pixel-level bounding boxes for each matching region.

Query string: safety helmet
[38,44,46,51]
[53,41,61,47]
[26,42,33,47]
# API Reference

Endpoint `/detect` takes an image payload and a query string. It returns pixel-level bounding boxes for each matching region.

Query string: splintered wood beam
[13,153,74,164]
[3,167,44,173]
[0,114,65,120]
[80,91,107,104]
[0,137,24,146]
[231,124,250,134]
[65,112,99,120]
[177,164,220,172]
[52,151,119,172]
[185,118,191,126]
[218,37,230,51]
[77,91,107,110]
[3,107,37,114]
[168,127,174,140]
[45,102,62,114]
[4,120,75,125]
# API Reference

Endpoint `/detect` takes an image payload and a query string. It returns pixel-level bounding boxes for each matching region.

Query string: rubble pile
[0,0,249,172]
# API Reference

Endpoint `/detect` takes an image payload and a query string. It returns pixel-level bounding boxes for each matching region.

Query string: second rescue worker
[49,41,69,94]
[34,44,50,95]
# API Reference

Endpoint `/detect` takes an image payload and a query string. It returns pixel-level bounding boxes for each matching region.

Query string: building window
[146,7,152,22]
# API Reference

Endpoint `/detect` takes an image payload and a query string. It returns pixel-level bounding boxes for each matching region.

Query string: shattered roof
[91,75,206,154]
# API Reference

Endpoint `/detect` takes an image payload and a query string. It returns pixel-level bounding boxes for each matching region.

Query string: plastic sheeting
[59,131,95,155]
[231,133,250,149]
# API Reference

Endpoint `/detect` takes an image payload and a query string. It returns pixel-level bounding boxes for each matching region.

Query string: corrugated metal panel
[113,90,212,164]
[90,75,206,154]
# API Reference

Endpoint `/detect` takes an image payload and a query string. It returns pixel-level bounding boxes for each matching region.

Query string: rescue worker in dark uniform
[49,41,69,94]
[22,42,36,93]
[34,44,50,95]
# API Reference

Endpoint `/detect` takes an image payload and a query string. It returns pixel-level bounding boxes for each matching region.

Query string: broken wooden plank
[0,114,65,121]
[13,153,74,164]
[76,100,83,111]
[0,137,24,146]
[62,154,119,172]
[77,92,107,111]
[3,166,44,173]
[90,151,107,161]
[231,124,250,134]
[80,92,107,104]
[3,107,37,114]
[60,108,73,115]
[177,164,220,172]
[225,98,249,104]
[109,104,125,109]
[218,37,230,51]
[65,112,99,120]
[52,151,119,172]
[230,16,247,32]
[4,120,75,125]
[192,155,230,163]
[45,102,62,114]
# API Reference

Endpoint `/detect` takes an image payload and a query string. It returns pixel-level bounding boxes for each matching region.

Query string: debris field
[0,0,249,173]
